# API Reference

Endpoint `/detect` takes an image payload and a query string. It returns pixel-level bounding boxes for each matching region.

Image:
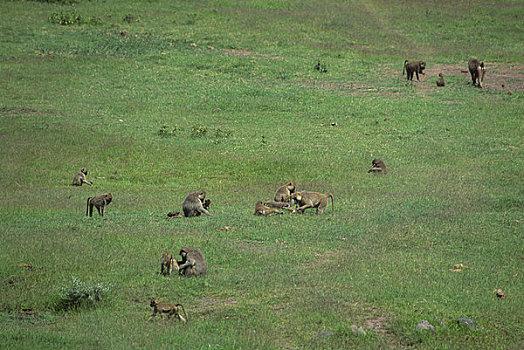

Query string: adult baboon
[290,191,334,215]
[177,247,207,277]
[72,168,93,186]
[86,193,112,217]
[368,159,387,174]
[182,190,211,217]
[436,73,446,87]
[148,298,187,322]
[254,201,284,216]
[274,181,296,202]
[403,60,426,81]
[468,58,486,88]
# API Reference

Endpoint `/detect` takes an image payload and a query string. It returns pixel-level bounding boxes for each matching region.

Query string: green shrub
[56,277,112,311]
[49,10,82,25]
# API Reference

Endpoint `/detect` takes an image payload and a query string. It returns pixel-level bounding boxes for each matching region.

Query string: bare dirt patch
[0,107,43,116]
[301,250,341,268]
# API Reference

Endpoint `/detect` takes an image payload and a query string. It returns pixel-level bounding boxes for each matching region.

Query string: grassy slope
[0,0,523,348]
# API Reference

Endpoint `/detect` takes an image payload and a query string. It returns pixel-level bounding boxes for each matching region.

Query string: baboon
[403,60,426,81]
[436,73,446,87]
[290,191,334,215]
[468,58,486,88]
[72,168,93,186]
[202,199,211,211]
[368,159,387,174]
[85,193,112,217]
[177,247,207,277]
[254,201,284,216]
[182,190,212,217]
[274,181,296,202]
[148,298,187,322]
[264,200,292,209]
[160,251,178,276]
[167,211,183,218]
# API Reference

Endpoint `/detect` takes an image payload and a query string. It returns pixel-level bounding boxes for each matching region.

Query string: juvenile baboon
[148,298,187,322]
[202,199,211,211]
[72,168,93,186]
[167,211,183,218]
[368,159,387,174]
[85,193,112,217]
[290,191,334,215]
[436,73,446,87]
[160,251,179,276]
[182,190,212,217]
[403,60,426,81]
[468,58,486,88]
[177,247,207,277]
[254,201,284,216]
[274,181,296,202]
[263,200,292,209]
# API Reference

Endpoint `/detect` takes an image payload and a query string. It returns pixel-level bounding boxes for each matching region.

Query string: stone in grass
[457,318,479,329]
[350,325,367,336]
[416,320,435,332]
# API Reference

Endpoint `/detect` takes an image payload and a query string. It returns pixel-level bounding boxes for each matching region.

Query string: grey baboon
[290,191,334,215]
[86,193,112,217]
[182,190,211,217]
[177,247,207,277]
[468,58,486,88]
[436,73,446,87]
[368,159,387,174]
[403,60,426,81]
[254,201,284,216]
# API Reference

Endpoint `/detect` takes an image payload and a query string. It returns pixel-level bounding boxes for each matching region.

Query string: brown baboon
[436,73,446,87]
[202,199,211,211]
[403,60,426,81]
[274,181,296,202]
[264,201,292,209]
[290,191,334,215]
[72,168,93,186]
[167,211,183,218]
[368,159,387,174]
[182,190,212,217]
[160,252,178,275]
[177,247,207,277]
[85,193,112,217]
[468,58,486,88]
[148,298,187,322]
[254,201,284,216]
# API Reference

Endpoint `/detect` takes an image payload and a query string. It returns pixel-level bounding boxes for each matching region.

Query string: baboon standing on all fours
[72,168,93,186]
[468,58,486,88]
[182,190,212,217]
[177,247,207,277]
[403,60,426,81]
[86,193,112,217]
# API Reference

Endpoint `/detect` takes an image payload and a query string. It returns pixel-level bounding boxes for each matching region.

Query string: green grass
[1,0,523,348]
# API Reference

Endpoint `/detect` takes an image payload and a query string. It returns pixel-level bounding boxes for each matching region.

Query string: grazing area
[1,0,523,348]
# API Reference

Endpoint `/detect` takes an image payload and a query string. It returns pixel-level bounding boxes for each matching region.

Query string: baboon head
[419,62,426,74]
[81,167,88,175]
[290,192,302,201]
[287,181,296,192]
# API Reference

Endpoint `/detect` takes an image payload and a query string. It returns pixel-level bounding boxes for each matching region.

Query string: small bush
[56,277,112,311]
[49,10,82,25]
[158,124,180,137]
[191,124,208,138]
[123,14,141,23]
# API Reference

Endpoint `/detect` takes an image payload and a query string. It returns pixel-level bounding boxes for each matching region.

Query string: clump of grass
[56,277,112,311]
[191,124,208,138]
[158,124,180,137]
[123,14,141,23]
[49,9,82,25]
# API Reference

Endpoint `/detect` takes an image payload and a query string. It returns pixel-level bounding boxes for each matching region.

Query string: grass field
[1,0,523,348]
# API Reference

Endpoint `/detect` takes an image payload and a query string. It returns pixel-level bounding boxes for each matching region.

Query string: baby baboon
[85,193,112,217]
[254,201,284,216]
[274,181,296,202]
[148,298,187,322]
[202,199,211,211]
[182,190,212,217]
[72,168,93,186]
[290,191,334,215]
[403,60,426,81]
[177,247,207,277]
[160,251,179,276]
[468,58,486,88]
[436,73,446,87]
[368,159,387,174]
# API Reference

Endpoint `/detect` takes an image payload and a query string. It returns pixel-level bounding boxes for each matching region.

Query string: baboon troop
[274,181,296,202]
[182,190,212,217]
[72,168,93,186]
[403,60,426,81]
[86,193,112,217]
[290,191,335,215]
[436,73,446,87]
[148,298,187,322]
[368,159,387,174]
[468,58,486,88]
[254,201,284,216]
[178,247,207,277]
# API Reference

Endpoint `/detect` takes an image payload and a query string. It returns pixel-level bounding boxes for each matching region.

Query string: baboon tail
[402,60,408,75]
[328,193,334,216]
[176,304,188,322]
[86,197,91,216]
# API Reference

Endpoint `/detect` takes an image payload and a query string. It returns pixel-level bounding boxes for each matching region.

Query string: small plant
[49,10,82,25]
[57,277,112,310]
[191,124,208,138]
[314,60,328,73]
[123,14,141,23]
[158,124,180,137]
